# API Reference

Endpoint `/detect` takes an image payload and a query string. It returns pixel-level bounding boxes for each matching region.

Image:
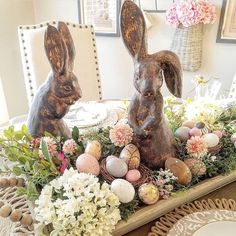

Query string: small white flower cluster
[35,168,121,236]
[154,169,178,184]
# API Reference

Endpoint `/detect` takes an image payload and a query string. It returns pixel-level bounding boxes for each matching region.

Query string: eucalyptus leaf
[13,166,22,176]
[41,139,51,163]
[72,126,79,142]
[16,187,27,196]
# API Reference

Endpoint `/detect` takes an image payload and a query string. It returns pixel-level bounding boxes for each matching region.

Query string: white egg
[111,179,135,203]
[106,158,128,177]
[203,133,219,148]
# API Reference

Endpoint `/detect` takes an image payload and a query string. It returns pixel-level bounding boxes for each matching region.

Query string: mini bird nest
[208,143,222,155]
[100,159,150,188]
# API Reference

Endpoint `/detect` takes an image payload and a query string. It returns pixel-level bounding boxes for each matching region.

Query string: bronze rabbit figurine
[120,1,182,168]
[27,22,82,138]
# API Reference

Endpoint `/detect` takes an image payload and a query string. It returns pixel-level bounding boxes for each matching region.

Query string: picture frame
[133,0,173,13]
[78,0,121,37]
[217,0,236,44]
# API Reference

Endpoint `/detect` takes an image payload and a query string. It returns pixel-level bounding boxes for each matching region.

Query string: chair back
[18,21,102,106]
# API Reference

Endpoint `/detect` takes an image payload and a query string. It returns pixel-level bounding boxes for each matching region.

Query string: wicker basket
[100,159,150,188]
[208,143,222,155]
[171,24,203,72]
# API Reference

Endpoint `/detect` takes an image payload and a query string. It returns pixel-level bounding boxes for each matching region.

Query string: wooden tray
[113,170,236,236]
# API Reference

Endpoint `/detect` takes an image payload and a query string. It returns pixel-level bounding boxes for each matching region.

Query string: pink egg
[182,120,195,129]
[213,130,223,139]
[76,153,100,176]
[126,169,141,182]
[189,127,202,137]
[106,155,118,162]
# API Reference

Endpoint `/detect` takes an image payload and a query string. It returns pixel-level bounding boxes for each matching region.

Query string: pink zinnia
[63,139,77,155]
[186,136,208,158]
[109,124,133,147]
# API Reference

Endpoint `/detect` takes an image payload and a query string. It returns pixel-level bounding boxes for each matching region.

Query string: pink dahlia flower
[40,136,57,157]
[62,139,77,155]
[186,136,208,158]
[109,124,133,147]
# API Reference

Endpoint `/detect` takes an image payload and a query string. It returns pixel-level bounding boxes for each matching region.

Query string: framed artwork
[217,0,236,44]
[78,0,121,37]
[133,0,173,12]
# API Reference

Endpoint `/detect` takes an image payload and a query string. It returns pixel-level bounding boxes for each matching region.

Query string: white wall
[98,0,236,99]
[0,0,35,118]
[1,0,236,118]
[32,0,236,101]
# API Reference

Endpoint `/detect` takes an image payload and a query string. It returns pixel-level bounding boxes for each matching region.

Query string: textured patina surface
[121,0,182,168]
[27,22,82,138]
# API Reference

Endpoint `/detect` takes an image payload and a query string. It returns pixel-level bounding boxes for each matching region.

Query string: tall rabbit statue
[121,1,182,168]
[27,22,82,138]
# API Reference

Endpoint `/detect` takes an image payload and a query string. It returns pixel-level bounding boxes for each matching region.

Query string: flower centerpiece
[166,0,217,71]
[0,96,236,235]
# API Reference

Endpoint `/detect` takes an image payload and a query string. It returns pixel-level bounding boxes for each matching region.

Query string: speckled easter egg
[111,179,135,203]
[138,183,159,205]
[184,159,206,176]
[106,158,128,177]
[126,169,141,182]
[85,140,102,160]
[76,153,100,176]
[175,127,190,142]
[213,130,223,139]
[231,133,236,143]
[120,144,140,169]
[106,155,118,162]
[202,133,219,148]
[165,158,192,185]
[189,127,202,137]
[182,120,195,129]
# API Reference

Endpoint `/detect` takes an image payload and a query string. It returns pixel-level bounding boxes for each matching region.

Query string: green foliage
[164,97,192,132]
[119,197,140,221]
[83,127,122,158]
[0,126,59,200]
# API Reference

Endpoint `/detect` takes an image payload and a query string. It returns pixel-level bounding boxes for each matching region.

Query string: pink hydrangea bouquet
[166,0,217,27]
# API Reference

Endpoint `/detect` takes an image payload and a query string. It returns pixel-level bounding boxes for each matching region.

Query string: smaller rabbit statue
[27,22,82,138]
[120,1,182,168]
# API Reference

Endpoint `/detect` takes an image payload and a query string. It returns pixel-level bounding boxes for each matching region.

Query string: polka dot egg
[106,158,128,177]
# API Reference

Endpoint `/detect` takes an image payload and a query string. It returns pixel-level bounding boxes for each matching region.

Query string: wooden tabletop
[125,181,236,236]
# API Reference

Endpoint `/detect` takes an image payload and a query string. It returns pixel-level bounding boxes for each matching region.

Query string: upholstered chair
[18,21,102,107]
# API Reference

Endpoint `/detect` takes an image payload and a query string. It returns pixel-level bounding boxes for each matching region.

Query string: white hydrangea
[35,168,121,236]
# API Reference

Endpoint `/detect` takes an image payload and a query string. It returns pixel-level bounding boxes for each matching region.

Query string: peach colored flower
[186,136,208,158]
[63,139,77,155]
[109,124,133,147]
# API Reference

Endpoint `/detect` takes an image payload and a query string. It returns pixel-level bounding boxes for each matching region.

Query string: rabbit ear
[157,50,182,98]
[58,22,75,71]
[44,25,65,74]
[120,0,147,60]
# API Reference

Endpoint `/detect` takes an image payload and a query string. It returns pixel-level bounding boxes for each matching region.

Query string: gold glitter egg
[138,183,159,205]
[120,144,140,169]
[85,140,102,160]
